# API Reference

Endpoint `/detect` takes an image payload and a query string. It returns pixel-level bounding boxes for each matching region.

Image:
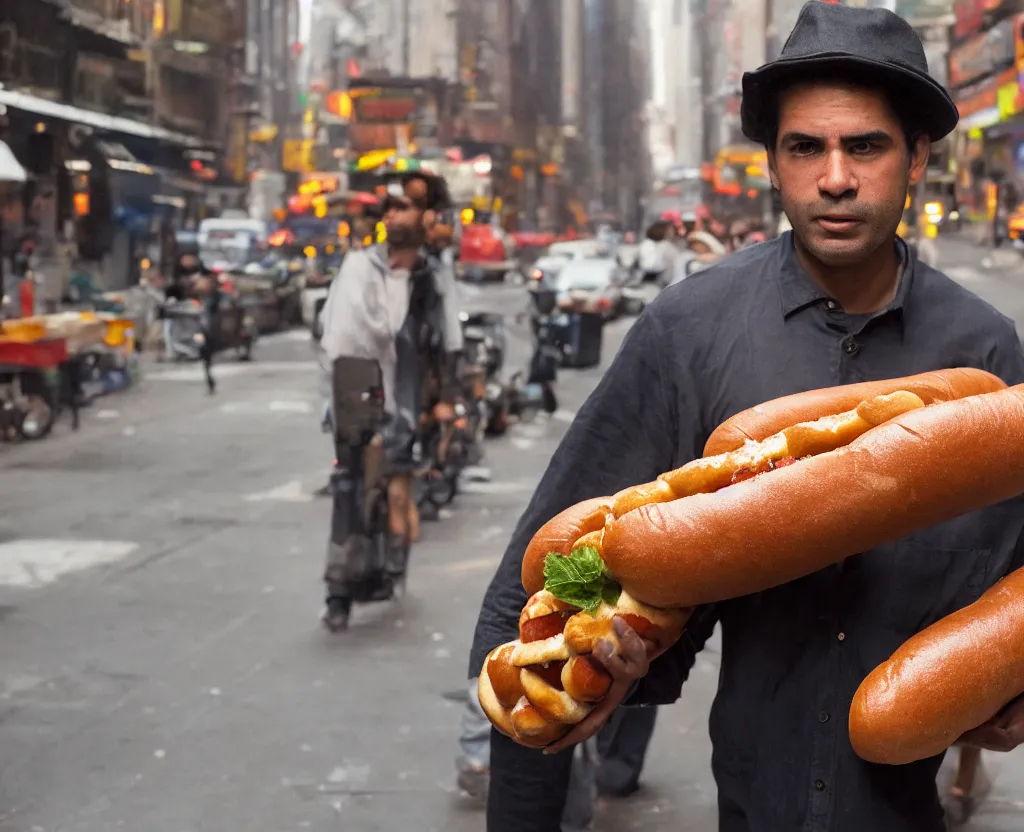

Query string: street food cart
[0,312,110,439]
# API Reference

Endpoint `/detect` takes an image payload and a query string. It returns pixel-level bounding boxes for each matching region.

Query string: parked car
[528,254,572,291]
[547,240,608,260]
[552,258,628,320]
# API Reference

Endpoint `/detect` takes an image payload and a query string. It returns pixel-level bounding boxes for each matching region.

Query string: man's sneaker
[456,764,490,800]
[385,539,410,578]
[320,597,351,632]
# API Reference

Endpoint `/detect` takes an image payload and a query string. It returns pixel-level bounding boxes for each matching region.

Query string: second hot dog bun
[478,589,690,748]
[703,368,1006,457]
[603,384,1024,608]
[850,566,1024,765]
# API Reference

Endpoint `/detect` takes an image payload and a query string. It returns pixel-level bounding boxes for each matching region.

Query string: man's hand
[958,696,1024,752]
[543,616,651,755]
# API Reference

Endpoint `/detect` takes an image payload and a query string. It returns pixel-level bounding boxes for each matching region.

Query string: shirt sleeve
[468,306,684,676]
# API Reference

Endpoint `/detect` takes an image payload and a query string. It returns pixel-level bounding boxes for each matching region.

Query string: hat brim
[741,53,959,145]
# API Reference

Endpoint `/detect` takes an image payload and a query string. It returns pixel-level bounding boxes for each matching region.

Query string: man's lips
[816,215,862,233]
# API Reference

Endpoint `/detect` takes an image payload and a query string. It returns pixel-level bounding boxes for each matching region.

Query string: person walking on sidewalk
[468,4,1024,830]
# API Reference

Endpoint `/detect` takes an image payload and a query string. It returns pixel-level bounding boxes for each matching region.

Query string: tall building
[648,0,701,171]
[363,0,459,79]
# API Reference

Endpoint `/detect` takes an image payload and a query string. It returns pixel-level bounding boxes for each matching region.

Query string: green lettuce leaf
[543,546,622,614]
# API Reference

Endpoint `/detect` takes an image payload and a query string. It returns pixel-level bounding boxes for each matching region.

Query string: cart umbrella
[0,141,26,183]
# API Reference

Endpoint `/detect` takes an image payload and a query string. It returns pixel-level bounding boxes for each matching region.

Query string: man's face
[769,80,929,267]
[404,177,429,210]
[385,195,424,250]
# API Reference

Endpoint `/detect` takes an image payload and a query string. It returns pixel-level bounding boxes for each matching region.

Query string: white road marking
[219,400,312,415]
[429,556,501,575]
[244,480,313,503]
[0,539,139,588]
[514,423,548,440]
[477,525,505,542]
[460,480,535,495]
[146,361,317,382]
[511,437,534,451]
[275,329,316,342]
[463,465,492,482]
[552,409,576,423]
[269,400,313,414]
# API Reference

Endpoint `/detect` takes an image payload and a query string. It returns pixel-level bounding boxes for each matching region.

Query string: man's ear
[908,134,931,186]
[767,150,780,190]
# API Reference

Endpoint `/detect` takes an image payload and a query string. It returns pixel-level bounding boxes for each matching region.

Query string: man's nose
[818,150,857,198]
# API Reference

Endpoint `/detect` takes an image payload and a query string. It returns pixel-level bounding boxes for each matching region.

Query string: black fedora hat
[742,1,958,145]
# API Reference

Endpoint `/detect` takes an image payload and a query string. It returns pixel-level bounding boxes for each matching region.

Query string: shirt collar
[776,232,914,321]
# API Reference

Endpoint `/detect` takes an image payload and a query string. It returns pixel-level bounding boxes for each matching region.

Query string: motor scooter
[460,311,512,436]
[322,357,395,631]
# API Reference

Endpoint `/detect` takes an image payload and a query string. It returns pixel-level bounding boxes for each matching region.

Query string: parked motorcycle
[459,311,512,437]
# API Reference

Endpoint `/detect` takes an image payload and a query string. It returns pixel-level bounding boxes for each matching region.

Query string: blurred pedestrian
[470,4,1024,831]
[638,220,676,284]
[945,744,990,824]
[192,267,221,395]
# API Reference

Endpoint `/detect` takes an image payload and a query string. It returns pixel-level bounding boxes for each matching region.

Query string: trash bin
[563,312,603,369]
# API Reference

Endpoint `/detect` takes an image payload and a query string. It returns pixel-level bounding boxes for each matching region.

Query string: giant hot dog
[850,566,1024,765]
[482,369,1019,748]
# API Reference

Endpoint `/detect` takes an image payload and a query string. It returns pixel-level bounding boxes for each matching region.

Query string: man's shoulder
[650,239,778,317]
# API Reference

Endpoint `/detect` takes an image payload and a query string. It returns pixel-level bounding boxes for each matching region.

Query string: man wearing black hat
[471,3,1024,830]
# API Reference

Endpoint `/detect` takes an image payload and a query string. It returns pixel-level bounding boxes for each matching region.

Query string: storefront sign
[954,0,1003,39]
[957,77,998,117]
[949,17,1016,88]
[956,67,1019,128]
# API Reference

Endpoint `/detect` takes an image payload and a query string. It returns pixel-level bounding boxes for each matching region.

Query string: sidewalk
[935,234,1024,272]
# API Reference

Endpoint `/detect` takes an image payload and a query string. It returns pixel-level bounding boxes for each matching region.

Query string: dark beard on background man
[387,225,424,251]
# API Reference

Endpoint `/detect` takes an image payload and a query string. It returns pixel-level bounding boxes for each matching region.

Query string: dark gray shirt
[470,233,1024,832]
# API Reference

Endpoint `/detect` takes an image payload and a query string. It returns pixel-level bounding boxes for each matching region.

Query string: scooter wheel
[485,405,510,436]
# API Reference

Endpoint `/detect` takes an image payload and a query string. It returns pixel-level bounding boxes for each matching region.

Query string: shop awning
[0,141,27,183]
[0,89,205,148]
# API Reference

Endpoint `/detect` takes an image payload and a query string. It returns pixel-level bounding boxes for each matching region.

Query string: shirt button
[815,779,827,791]
[826,299,839,311]
[843,339,859,356]
[838,632,846,642]
[819,711,830,723]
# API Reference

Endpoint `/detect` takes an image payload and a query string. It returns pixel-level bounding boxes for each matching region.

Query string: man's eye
[849,142,876,155]
[791,142,817,155]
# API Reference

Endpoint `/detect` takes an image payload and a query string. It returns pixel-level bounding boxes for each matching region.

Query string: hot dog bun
[703,368,1006,457]
[523,389,931,597]
[602,384,1024,608]
[850,566,1024,765]
[486,372,1021,749]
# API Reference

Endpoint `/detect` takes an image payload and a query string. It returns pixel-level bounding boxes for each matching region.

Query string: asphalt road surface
[1,243,1023,832]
